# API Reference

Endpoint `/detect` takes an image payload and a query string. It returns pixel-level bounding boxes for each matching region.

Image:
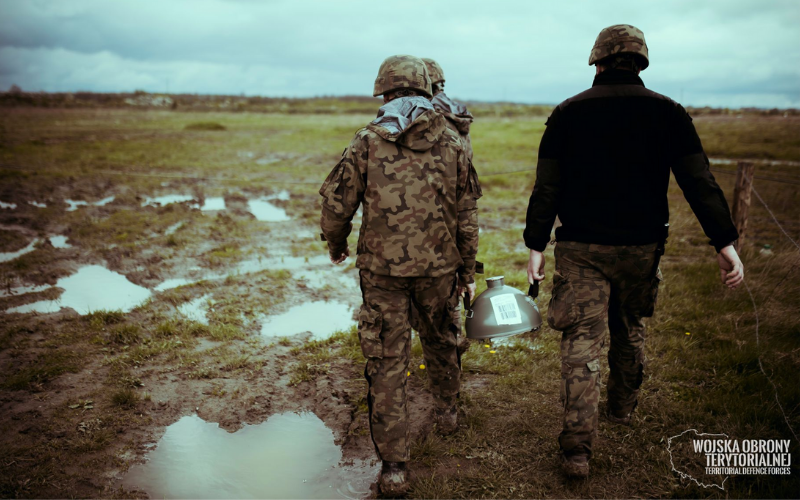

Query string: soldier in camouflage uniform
[320,54,481,496]
[523,25,744,479]
[423,58,474,160]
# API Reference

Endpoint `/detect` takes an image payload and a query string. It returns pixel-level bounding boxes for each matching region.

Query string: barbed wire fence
[737,169,800,444]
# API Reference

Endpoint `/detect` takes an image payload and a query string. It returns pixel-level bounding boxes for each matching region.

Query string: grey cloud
[0,0,798,107]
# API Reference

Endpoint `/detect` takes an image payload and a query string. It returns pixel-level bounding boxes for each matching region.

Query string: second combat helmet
[373,55,432,98]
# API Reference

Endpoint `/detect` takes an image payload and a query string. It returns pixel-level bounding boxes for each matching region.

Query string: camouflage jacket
[431,92,474,160]
[320,96,482,282]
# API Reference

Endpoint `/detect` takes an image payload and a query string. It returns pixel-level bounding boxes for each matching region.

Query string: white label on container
[489,294,522,325]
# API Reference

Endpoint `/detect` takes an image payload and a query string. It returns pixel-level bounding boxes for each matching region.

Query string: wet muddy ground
[0,165,480,498]
[2,109,798,499]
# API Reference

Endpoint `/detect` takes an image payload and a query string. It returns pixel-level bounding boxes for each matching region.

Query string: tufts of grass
[111,388,140,408]
[184,121,226,131]
[109,324,141,345]
[208,324,246,341]
[219,353,254,372]
[87,309,126,330]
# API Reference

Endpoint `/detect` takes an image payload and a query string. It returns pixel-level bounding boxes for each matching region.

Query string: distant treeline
[1,89,797,117]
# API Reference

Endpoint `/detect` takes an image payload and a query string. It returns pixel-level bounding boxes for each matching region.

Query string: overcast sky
[1,0,798,108]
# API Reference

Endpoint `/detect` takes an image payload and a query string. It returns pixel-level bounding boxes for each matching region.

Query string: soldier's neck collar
[592,68,645,88]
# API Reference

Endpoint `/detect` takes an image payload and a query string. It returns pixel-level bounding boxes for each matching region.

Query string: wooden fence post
[732,161,755,250]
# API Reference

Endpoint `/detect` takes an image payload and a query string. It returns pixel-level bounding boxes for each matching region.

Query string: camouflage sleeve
[319,134,367,256]
[456,151,482,284]
[524,110,563,251]
[669,108,739,252]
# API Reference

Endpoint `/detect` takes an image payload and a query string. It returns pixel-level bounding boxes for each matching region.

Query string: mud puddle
[247,198,290,221]
[122,412,377,499]
[200,197,226,211]
[6,265,151,314]
[0,238,40,262]
[235,254,330,274]
[49,235,71,248]
[177,294,211,324]
[260,301,355,339]
[66,196,115,211]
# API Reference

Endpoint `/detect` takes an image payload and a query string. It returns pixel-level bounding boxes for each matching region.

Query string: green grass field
[0,104,798,498]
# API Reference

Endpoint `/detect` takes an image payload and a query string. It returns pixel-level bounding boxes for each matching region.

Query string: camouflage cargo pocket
[357,304,383,359]
[548,271,576,331]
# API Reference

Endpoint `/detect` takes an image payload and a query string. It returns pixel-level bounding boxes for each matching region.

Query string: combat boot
[433,405,458,435]
[378,461,408,497]
[560,453,590,479]
[604,408,632,426]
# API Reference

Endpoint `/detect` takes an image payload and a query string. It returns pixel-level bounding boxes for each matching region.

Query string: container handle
[528,281,539,300]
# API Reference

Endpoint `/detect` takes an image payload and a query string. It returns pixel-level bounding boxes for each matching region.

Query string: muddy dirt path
[0,183,460,498]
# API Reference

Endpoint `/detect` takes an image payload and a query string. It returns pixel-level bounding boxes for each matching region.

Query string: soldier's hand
[465,282,477,302]
[527,249,546,284]
[330,247,349,265]
[717,245,743,289]
[458,279,477,302]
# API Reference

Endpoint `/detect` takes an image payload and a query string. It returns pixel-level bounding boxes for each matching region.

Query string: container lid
[486,276,505,288]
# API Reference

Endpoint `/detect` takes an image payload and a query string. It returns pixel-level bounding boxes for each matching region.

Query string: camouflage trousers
[548,241,662,458]
[358,269,461,462]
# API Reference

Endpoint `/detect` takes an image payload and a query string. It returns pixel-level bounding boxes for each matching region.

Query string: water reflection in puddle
[6,265,151,315]
[49,235,71,248]
[66,196,115,211]
[294,268,354,290]
[261,301,354,339]
[28,201,47,208]
[0,201,17,209]
[0,238,40,263]
[122,412,377,499]
[248,199,290,221]
[201,197,226,211]
[178,295,210,325]
[235,255,330,274]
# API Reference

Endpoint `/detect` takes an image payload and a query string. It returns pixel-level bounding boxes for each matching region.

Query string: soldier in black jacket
[523,24,744,479]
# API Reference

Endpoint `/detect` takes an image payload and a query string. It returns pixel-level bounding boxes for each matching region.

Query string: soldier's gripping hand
[330,247,349,265]
[527,249,546,284]
[458,280,477,302]
[717,245,744,289]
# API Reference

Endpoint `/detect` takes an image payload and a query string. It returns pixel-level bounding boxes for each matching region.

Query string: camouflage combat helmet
[373,55,432,98]
[422,58,445,85]
[589,24,649,70]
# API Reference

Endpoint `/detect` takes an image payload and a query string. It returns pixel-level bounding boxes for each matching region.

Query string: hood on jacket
[431,92,474,136]
[367,96,446,152]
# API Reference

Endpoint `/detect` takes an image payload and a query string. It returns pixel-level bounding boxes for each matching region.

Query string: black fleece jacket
[524,69,738,253]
